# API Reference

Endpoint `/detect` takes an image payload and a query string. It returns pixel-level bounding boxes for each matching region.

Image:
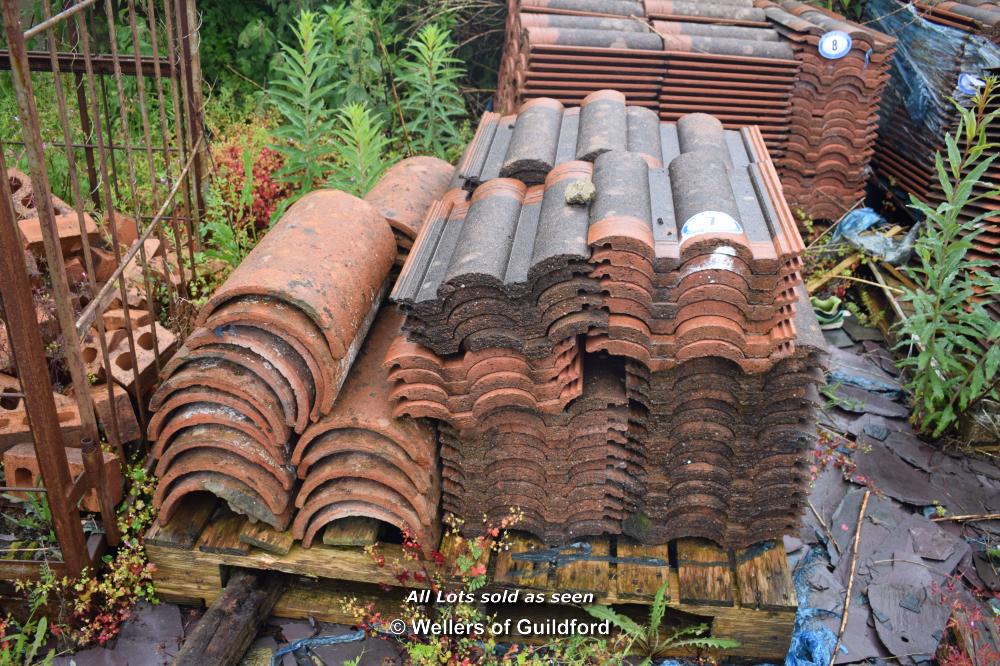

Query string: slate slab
[868,543,952,664]
[843,318,884,343]
[853,437,937,506]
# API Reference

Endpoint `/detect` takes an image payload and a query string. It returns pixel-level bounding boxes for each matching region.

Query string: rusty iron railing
[0,0,205,579]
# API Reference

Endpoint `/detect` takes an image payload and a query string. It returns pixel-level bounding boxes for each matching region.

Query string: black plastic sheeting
[864,0,1000,146]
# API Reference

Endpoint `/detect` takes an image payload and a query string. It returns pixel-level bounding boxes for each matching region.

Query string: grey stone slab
[823,328,855,349]
[853,437,936,506]
[843,318,885,343]
[868,543,951,663]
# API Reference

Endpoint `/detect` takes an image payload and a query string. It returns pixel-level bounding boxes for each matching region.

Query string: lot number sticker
[818,31,852,59]
[681,211,743,240]
[958,73,985,95]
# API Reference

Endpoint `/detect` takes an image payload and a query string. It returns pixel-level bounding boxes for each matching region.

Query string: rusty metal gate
[0,0,204,579]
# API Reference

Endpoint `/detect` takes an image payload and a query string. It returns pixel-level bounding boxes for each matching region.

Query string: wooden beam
[174,569,284,666]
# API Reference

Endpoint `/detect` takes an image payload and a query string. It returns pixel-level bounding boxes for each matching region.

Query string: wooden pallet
[145,497,797,661]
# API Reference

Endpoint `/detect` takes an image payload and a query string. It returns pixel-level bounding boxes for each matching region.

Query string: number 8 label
[819,30,852,60]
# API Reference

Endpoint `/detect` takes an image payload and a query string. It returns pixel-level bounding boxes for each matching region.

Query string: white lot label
[681,211,742,239]
[958,73,985,95]
[818,30,852,59]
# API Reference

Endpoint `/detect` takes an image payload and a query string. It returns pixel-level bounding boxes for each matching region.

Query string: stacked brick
[495,0,896,220]
[149,167,451,539]
[390,93,827,548]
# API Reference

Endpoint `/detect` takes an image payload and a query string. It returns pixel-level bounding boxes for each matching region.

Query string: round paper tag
[818,31,852,59]
[681,211,743,239]
[958,73,985,95]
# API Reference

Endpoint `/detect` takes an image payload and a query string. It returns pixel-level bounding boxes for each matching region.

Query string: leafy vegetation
[584,583,740,664]
[262,4,469,206]
[895,78,1000,437]
[269,9,339,194]
[397,23,469,160]
[0,590,54,666]
[1,464,158,662]
[342,512,737,664]
[328,103,391,196]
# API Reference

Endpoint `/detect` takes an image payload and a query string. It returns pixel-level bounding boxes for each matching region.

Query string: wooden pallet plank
[676,538,735,606]
[613,539,671,600]
[196,509,250,555]
[554,538,611,595]
[734,541,796,610]
[710,607,796,661]
[146,544,222,605]
[322,517,381,547]
[240,521,295,556]
[494,535,550,589]
[145,495,215,549]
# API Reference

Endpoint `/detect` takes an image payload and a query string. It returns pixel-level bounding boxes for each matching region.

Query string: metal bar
[162,0,198,286]
[23,0,98,39]
[3,138,179,153]
[145,0,189,300]
[74,136,202,338]
[0,139,88,575]
[41,0,124,458]
[101,0,164,391]
[0,486,49,493]
[175,0,205,249]
[126,0,179,327]
[82,437,120,545]
[1,0,100,446]
[72,73,102,209]
[74,7,151,433]
[0,50,174,76]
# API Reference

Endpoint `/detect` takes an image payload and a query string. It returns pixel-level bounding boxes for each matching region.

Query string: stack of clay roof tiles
[150,163,451,545]
[495,0,895,220]
[390,93,827,548]
[912,0,1000,34]
[757,0,896,219]
[865,0,999,318]
[364,157,456,267]
[291,308,439,550]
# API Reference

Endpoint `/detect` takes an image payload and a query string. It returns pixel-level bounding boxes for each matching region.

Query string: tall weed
[895,79,1000,437]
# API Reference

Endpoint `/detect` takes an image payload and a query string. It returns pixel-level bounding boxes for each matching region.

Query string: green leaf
[648,581,668,642]
[583,604,644,638]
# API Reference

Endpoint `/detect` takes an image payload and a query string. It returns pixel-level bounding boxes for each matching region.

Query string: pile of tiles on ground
[864,0,999,319]
[150,162,451,542]
[495,0,895,220]
[758,0,896,219]
[390,93,827,548]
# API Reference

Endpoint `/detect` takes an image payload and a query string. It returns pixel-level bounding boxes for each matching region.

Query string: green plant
[584,583,740,664]
[327,103,390,196]
[0,583,55,666]
[2,487,58,561]
[397,23,468,159]
[269,9,339,194]
[895,78,1000,437]
[200,145,261,273]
